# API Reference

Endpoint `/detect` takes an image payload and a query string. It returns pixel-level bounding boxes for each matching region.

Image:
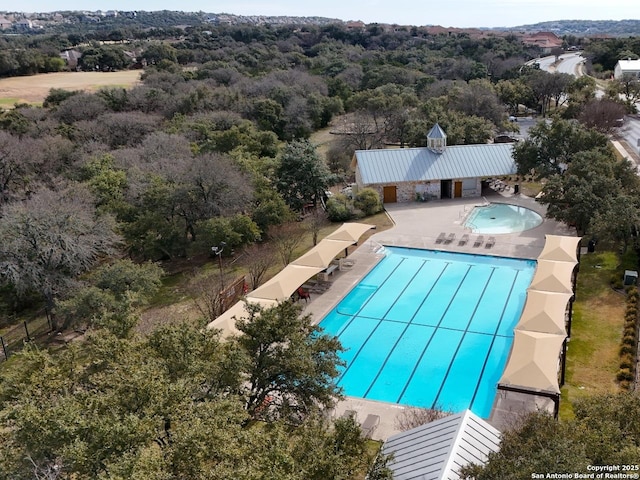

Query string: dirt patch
[0,71,142,105]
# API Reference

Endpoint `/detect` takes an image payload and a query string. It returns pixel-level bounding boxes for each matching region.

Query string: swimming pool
[465,203,543,234]
[319,247,535,418]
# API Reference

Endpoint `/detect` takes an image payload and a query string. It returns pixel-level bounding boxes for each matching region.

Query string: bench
[318,263,339,281]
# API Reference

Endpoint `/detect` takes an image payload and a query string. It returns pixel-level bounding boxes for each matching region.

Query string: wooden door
[454,181,462,198]
[383,186,397,203]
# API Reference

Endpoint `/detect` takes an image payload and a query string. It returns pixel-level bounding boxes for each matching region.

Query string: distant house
[60,49,82,70]
[14,19,33,30]
[614,59,640,79]
[0,17,12,30]
[351,124,517,203]
[383,410,501,480]
[522,31,562,53]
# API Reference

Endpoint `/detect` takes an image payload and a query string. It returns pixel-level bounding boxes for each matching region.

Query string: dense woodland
[0,18,640,478]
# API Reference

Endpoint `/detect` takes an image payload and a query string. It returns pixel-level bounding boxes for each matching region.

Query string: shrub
[620,354,635,370]
[620,344,636,356]
[616,369,634,382]
[622,334,637,347]
[326,194,354,222]
[624,326,637,338]
[353,188,383,216]
[619,380,631,390]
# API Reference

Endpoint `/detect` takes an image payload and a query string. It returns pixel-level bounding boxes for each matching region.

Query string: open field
[0,71,142,106]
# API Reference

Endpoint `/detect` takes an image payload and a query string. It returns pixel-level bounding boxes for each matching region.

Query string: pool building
[352,124,518,203]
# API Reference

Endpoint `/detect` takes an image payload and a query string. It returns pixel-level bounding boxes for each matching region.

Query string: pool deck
[302,189,573,439]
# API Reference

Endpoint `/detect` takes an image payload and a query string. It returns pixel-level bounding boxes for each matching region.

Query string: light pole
[211,242,226,289]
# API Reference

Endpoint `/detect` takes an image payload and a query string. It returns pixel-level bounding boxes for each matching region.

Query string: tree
[270,222,306,266]
[578,98,627,134]
[538,150,624,234]
[0,324,378,479]
[513,118,610,178]
[0,186,120,329]
[607,75,640,113]
[234,301,345,423]
[275,140,334,212]
[244,243,277,290]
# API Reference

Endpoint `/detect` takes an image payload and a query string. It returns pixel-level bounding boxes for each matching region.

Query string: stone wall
[365,178,482,203]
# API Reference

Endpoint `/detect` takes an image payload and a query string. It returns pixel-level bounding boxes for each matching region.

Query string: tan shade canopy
[538,235,582,263]
[499,330,566,394]
[247,264,323,301]
[515,290,572,336]
[292,239,354,268]
[325,222,374,243]
[206,298,278,338]
[529,259,576,294]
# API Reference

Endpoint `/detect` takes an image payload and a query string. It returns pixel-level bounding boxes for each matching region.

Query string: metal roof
[354,143,516,185]
[383,410,500,480]
[427,123,447,139]
[617,59,640,71]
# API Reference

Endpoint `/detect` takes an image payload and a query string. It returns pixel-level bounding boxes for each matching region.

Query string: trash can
[513,184,519,194]
[587,239,596,253]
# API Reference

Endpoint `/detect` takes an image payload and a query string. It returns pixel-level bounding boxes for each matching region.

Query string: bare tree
[304,207,329,246]
[244,244,277,290]
[394,406,451,431]
[189,271,225,323]
[0,185,120,329]
[269,222,306,266]
[578,99,627,134]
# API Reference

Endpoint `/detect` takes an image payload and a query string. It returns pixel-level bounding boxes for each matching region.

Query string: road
[532,52,585,77]
[619,115,640,157]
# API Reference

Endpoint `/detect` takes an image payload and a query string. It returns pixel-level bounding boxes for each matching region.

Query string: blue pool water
[319,247,536,418]
[465,203,543,234]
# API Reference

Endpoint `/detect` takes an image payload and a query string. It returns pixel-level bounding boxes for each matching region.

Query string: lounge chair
[473,235,485,247]
[485,236,496,249]
[444,233,455,244]
[435,232,446,244]
[361,414,380,438]
[458,234,469,246]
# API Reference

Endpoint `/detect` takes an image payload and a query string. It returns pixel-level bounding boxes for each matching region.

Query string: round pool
[464,203,543,234]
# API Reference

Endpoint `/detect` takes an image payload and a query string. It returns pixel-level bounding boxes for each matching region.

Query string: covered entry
[383,186,397,203]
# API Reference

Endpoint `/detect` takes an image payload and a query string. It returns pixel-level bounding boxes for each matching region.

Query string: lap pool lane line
[334,256,410,382]
[361,260,450,400]
[429,266,498,410]
[468,269,522,413]
[395,263,474,405]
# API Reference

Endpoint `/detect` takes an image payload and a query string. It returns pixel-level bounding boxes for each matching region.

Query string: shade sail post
[567,298,574,338]
[560,338,567,387]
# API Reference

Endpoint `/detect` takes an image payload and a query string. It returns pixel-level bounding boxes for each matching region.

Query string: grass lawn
[559,250,630,419]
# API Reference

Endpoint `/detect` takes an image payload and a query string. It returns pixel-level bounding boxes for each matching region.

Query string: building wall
[365,178,482,203]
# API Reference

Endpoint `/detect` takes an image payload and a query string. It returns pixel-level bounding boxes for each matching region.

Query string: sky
[10,0,640,28]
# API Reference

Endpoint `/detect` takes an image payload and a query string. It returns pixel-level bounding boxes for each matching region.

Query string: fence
[0,316,51,362]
